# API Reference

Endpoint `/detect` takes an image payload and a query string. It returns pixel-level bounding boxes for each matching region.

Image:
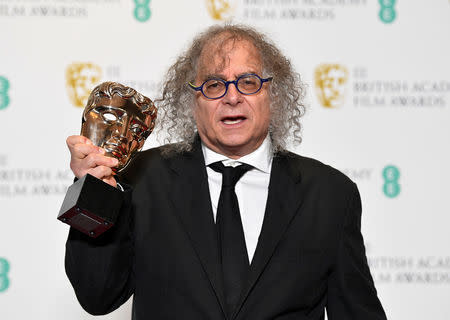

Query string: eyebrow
[202,71,260,81]
[95,106,125,117]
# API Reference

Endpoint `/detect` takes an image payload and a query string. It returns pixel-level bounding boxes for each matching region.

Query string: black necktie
[209,161,252,318]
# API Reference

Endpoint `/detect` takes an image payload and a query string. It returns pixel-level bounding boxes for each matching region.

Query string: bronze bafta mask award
[58,82,157,237]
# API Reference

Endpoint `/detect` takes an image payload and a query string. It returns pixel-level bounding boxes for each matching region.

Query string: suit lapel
[166,144,304,320]
[167,138,227,316]
[233,153,304,319]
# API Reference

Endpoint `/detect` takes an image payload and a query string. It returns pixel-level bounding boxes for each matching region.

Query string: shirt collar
[202,135,273,174]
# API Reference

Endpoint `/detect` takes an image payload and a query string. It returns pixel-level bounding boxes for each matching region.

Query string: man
[65,24,387,320]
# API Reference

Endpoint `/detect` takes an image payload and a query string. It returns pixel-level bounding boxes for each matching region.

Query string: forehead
[197,36,262,77]
[90,96,147,122]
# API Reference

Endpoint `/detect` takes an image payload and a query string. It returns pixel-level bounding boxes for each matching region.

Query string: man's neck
[202,135,272,173]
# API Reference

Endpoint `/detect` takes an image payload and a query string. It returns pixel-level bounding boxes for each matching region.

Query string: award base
[58,174,124,238]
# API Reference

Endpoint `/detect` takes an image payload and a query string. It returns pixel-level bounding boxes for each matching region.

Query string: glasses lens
[203,79,226,98]
[237,75,262,94]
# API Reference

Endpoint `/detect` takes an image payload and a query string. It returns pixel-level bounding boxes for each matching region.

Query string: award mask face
[81,82,157,172]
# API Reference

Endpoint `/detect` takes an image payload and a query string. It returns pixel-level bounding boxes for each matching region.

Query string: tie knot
[209,162,253,188]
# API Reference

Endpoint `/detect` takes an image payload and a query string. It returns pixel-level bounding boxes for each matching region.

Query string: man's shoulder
[277,151,355,189]
[128,142,187,165]
[118,143,178,183]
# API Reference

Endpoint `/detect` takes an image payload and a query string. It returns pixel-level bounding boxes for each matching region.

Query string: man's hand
[67,135,119,188]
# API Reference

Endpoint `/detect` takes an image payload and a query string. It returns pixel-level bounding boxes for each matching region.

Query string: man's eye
[239,76,259,91]
[205,80,224,91]
[243,79,257,86]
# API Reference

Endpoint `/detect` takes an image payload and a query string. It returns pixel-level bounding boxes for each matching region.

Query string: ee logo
[0,257,10,292]
[134,0,151,22]
[379,0,396,24]
[382,165,400,198]
[0,76,10,110]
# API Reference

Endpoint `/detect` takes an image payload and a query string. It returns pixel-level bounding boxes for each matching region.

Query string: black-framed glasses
[188,73,273,100]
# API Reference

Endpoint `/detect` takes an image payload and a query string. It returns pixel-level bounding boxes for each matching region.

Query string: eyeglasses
[188,73,273,100]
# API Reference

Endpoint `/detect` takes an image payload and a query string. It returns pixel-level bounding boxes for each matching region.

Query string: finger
[70,153,119,178]
[83,153,119,169]
[71,143,104,160]
[86,165,115,180]
[66,135,92,149]
[102,176,118,188]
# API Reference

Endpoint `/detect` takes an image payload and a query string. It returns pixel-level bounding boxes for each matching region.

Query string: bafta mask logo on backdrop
[206,0,236,21]
[0,258,10,293]
[314,64,349,108]
[0,76,10,110]
[133,0,151,22]
[382,165,401,198]
[379,0,396,24]
[66,63,102,108]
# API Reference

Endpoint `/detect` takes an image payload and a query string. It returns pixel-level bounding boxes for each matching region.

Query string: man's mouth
[221,116,246,125]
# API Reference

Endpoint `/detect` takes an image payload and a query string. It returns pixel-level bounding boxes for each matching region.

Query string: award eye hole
[133,127,141,134]
[103,112,117,122]
[133,127,146,139]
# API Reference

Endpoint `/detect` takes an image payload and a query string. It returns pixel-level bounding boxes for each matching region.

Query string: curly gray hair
[156,24,306,154]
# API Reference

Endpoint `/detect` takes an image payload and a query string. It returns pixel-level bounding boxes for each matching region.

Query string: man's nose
[222,82,243,105]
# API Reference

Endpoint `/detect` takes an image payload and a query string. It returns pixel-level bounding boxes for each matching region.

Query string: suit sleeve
[64,184,135,316]
[326,182,387,320]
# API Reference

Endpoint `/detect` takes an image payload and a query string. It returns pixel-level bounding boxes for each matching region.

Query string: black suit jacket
[65,140,387,320]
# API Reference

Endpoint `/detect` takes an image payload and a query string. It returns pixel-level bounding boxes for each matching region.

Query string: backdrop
[1,0,449,319]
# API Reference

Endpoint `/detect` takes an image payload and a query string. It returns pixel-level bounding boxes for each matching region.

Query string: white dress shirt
[201,136,273,263]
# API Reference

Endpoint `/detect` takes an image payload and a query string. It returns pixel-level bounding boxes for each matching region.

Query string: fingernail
[98,147,105,154]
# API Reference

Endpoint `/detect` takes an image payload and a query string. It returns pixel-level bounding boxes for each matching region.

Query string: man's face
[193,39,271,159]
[81,95,151,171]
